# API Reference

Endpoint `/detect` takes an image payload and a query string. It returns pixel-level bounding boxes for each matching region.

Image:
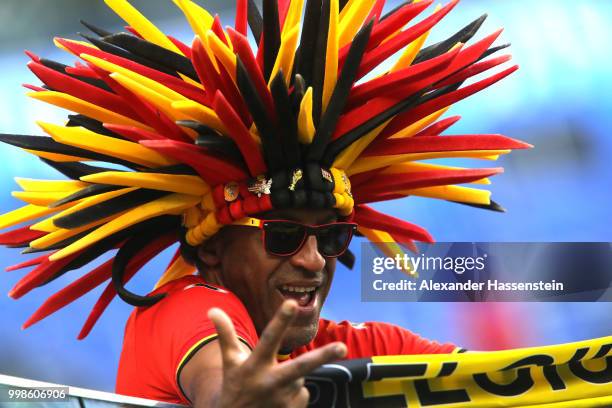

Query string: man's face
[199,209,338,351]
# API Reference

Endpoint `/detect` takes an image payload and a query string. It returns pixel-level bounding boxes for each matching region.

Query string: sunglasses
[233,218,358,257]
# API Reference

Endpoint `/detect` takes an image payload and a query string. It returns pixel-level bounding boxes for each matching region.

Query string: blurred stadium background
[0,0,610,393]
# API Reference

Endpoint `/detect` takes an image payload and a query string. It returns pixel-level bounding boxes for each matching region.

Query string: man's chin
[281,320,319,351]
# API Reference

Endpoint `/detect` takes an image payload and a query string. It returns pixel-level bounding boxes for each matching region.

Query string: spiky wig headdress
[0,0,530,338]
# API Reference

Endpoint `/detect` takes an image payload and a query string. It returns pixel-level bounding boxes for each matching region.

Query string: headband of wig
[0,0,530,339]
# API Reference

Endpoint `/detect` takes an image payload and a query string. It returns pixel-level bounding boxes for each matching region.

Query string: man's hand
[203,300,346,408]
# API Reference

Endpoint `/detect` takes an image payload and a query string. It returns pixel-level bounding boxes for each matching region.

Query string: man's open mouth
[278,285,319,308]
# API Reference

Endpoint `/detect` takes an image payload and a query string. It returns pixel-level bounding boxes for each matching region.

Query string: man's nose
[289,235,325,272]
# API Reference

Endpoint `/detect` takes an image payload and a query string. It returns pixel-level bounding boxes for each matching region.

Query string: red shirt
[116,276,457,405]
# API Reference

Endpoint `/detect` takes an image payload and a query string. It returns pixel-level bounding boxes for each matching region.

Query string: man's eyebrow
[321,215,338,223]
[268,212,298,221]
[266,212,338,223]
[314,214,338,225]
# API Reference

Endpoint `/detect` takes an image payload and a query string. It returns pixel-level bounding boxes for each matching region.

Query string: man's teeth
[281,285,316,293]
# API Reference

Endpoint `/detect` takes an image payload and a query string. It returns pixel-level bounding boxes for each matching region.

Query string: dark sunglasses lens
[264,222,306,255]
[316,224,354,257]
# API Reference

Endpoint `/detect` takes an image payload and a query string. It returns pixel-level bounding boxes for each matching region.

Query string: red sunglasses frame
[233,218,358,257]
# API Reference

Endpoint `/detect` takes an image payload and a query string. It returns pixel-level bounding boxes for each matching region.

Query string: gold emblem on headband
[321,168,333,183]
[223,182,239,202]
[248,175,272,197]
[289,169,303,191]
[342,173,352,197]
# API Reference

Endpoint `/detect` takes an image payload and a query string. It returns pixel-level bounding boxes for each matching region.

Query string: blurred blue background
[0,0,610,393]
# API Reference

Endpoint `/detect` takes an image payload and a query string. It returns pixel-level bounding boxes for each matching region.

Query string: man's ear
[196,234,225,286]
[197,239,221,268]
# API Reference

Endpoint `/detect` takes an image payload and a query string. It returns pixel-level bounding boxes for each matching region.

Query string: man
[0,0,529,407]
[116,208,458,406]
